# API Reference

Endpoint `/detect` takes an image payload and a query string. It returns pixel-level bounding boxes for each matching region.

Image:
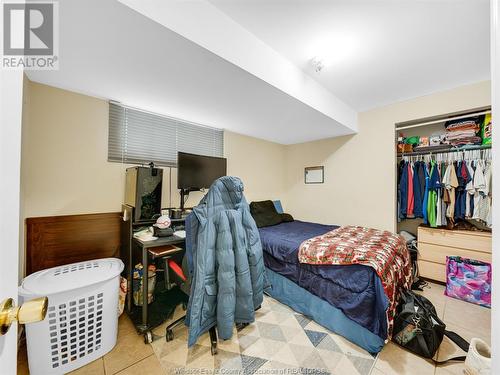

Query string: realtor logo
[2,1,59,69]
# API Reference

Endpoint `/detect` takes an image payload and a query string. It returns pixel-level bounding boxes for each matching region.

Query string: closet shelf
[397,144,491,157]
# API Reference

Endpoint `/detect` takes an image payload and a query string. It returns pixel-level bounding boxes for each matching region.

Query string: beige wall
[284,81,491,231]
[224,131,286,202]
[22,81,124,218]
[21,81,287,220]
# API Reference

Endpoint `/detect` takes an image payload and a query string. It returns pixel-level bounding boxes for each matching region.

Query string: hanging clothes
[418,162,426,202]
[477,162,492,224]
[422,163,430,225]
[435,163,443,226]
[486,162,492,227]
[472,160,486,220]
[397,160,404,223]
[412,161,424,218]
[469,161,476,219]
[427,161,440,228]
[398,149,492,229]
[440,162,448,226]
[407,162,415,218]
[443,162,459,221]
[465,161,475,218]
[442,166,451,215]
[399,160,408,220]
[453,161,467,221]
[454,162,463,221]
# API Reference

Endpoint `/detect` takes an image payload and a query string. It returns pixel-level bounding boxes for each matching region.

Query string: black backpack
[392,290,469,364]
[399,233,427,291]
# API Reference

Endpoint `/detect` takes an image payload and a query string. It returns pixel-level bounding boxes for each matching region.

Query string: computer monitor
[177,152,227,190]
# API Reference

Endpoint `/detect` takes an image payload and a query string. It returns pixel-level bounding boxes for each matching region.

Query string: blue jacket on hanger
[422,163,430,224]
[399,161,408,220]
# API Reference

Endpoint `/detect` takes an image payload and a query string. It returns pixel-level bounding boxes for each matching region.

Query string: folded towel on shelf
[445,122,480,132]
[445,130,479,141]
[444,116,481,146]
[444,117,480,130]
[448,136,482,146]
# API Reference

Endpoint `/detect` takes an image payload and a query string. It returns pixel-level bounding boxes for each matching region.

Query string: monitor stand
[179,189,187,211]
[179,188,199,211]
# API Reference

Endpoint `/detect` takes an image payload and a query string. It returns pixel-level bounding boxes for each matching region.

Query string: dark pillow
[250,200,283,228]
[280,213,294,222]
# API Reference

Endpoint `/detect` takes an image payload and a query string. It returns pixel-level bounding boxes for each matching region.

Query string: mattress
[265,267,385,354]
[259,220,389,339]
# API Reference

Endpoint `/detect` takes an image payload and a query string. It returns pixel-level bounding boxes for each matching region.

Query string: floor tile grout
[112,353,156,375]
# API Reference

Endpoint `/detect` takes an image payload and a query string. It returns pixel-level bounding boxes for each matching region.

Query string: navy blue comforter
[259,220,389,339]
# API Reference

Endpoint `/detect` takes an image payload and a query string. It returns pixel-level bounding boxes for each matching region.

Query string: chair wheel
[166,329,174,342]
[144,331,153,344]
[210,345,217,356]
[236,323,249,332]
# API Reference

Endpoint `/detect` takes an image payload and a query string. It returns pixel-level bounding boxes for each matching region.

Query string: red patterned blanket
[298,225,412,337]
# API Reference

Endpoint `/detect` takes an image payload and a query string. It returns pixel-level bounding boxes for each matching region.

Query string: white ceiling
[26,0,356,145]
[208,0,491,111]
[27,0,491,145]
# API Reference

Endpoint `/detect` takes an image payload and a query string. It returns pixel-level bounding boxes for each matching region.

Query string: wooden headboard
[26,212,121,275]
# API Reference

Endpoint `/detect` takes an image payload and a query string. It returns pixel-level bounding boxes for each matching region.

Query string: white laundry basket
[19,258,124,375]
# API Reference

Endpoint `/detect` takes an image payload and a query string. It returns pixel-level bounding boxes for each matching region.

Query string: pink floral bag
[445,256,491,308]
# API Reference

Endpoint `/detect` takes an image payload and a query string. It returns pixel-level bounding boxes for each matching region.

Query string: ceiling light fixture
[307,34,359,73]
[310,57,324,73]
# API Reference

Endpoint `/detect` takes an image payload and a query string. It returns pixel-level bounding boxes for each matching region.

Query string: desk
[129,234,186,342]
[120,204,191,343]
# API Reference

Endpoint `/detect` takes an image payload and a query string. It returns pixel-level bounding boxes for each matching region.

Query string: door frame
[0,70,24,374]
[491,0,499,372]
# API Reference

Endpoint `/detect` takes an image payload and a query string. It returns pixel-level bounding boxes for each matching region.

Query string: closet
[395,106,492,282]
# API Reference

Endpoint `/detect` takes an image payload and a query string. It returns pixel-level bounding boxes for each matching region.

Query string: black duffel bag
[392,289,469,363]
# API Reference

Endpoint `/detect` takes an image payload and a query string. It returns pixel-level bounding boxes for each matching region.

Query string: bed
[259,220,392,354]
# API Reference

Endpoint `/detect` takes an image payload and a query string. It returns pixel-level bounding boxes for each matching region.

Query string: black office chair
[165,256,219,355]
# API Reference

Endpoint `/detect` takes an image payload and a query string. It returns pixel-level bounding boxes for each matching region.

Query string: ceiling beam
[118,0,358,134]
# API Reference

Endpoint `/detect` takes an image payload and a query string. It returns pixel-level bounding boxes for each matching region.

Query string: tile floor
[17,282,490,375]
[151,296,376,374]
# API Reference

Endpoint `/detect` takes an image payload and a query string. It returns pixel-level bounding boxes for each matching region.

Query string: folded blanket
[450,136,482,146]
[298,226,412,337]
[445,118,480,130]
[445,130,478,140]
[445,123,480,132]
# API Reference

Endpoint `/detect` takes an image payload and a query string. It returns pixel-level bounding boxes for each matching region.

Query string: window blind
[108,102,224,167]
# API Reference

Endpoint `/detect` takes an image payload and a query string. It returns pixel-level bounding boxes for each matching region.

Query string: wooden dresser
[417,226,492,283]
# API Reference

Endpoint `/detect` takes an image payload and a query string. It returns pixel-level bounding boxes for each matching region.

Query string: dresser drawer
[418,243,492,265]
[418,227,491,253]
[418,260,446,283]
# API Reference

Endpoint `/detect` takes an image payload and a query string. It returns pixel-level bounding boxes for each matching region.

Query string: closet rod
[396,110,491,131]
[397,144,492,157]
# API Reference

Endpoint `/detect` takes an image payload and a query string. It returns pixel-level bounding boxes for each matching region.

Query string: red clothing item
[407,163,414,217]
[461,162,468,181]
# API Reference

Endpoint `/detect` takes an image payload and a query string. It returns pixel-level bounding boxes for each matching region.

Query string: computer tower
[125,166,163,223]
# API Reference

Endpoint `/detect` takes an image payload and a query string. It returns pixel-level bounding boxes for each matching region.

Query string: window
[108,102,224,167]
